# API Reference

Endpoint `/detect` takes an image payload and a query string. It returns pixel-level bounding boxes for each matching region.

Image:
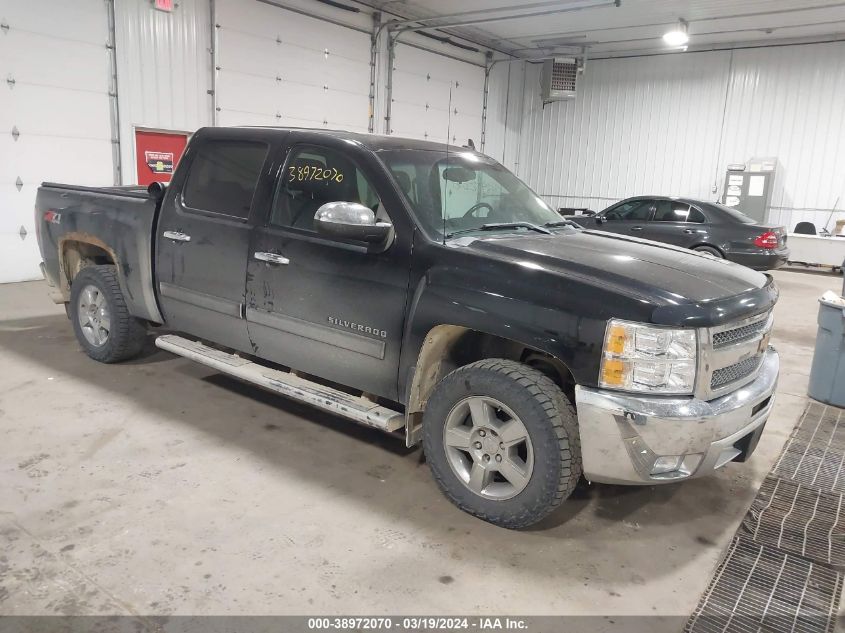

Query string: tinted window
[688,207,706,223]
[604,200,652,221]
[270,145,382,232]
[183,140,268,218]
[652,201,705,223]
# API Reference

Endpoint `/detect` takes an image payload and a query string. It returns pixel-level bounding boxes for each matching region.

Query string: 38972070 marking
[288,164,344,183]
[307,617,393,630]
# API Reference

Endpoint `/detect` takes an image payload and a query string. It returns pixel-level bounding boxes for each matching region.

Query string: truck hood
[452,229,772,319]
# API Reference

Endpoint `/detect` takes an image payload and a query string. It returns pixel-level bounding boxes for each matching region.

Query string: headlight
[599,319,698,394]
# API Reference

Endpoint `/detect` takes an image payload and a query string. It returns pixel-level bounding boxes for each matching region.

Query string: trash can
[808,294,845,407]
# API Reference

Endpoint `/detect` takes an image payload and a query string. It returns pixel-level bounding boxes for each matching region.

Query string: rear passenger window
[182,140,268,219]
[687,207,706,223]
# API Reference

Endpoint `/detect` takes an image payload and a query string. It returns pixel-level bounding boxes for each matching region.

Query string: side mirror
[314,202,392,245]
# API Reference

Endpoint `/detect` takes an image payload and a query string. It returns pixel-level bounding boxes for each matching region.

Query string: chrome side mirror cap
[314,202,393,245]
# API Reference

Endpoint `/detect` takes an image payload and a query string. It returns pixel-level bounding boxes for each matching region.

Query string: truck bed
[36,182,164,324]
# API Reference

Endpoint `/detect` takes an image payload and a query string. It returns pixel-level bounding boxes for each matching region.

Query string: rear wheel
[693,245,723,258]
[70,265,147,363]
[422,359,581,529]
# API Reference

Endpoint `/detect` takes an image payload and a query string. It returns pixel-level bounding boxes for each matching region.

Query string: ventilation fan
[540,57,580,101]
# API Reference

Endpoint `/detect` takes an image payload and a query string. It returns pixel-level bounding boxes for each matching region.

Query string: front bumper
[576,348,779,485]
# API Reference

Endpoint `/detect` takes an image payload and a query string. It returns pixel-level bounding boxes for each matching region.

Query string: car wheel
[70,265,147,363]
[422,358,581,529]
[694,245,723,258]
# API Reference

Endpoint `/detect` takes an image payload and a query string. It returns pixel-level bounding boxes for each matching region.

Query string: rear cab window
[182,140,269,219]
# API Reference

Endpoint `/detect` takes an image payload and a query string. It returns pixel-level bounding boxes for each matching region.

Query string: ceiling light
[663,19,689,46]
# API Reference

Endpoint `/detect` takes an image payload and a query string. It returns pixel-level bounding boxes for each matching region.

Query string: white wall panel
[0,0,113,282]
[719,42,845,231]
[215,0,371,132]
[488,41,845,231]
[114,0,212,184]
[484,61,526,169]
[511,52,731,212]
[391,44,485,145]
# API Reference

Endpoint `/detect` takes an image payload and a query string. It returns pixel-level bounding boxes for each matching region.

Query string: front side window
[182,140,268,219]
[271,145,382,232]
[604,200,653,221]
[378,149,561,238]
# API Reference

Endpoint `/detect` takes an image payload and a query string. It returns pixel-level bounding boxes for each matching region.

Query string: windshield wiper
[446,222,552,239]
[543,219,581,229]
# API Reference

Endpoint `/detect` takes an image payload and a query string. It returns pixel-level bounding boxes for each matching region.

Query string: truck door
[155,134,273,352]
[245,139,412,401]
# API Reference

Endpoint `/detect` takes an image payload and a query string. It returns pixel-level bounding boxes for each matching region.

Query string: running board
[155,334,405,433]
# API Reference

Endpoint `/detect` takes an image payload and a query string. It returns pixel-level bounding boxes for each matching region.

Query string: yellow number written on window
[287,164,344,184]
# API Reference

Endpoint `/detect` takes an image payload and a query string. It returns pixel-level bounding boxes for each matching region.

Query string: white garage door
[0,0,114,283]
[390,44,484,146]
[215,0,371,132]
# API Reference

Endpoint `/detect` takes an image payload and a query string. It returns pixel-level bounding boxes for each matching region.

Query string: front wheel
[422,359,581,529]
[70,265,147,363]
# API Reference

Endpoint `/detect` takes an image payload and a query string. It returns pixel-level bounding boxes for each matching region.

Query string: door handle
[163,230,191,242]
[683,229,696,234]
[254,252,290,265]
[630,226,644,231]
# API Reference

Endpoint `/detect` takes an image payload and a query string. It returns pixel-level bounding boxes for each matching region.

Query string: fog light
[651,455,684,475]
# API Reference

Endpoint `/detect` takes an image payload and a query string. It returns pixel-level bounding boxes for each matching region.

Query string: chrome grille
[711,354,763,389]
[713,317,770,348]
[699,310,773,399]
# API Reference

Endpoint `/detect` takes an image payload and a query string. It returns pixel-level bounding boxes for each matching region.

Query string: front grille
[713,315,770,348]
[711,354,763,389]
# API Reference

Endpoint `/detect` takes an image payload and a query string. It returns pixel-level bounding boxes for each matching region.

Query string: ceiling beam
[387,0,594,28]
[391,0,620,33]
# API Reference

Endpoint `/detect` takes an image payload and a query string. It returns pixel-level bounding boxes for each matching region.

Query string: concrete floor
[0,270,840,618]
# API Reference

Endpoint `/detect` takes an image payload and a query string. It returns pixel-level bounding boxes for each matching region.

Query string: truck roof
[200,125,472,154]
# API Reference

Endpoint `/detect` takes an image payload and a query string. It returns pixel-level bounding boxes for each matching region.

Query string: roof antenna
[443,81,453,246]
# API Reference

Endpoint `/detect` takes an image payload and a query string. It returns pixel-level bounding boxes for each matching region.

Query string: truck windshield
[377,149,562,239]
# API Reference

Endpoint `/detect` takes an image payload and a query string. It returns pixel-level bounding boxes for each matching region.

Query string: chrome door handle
[630,226,644,231]
[254,252,290,265]
[683,229,696,234]
[163,230,191,242]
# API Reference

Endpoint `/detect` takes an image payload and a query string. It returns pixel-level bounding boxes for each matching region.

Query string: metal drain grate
[686,536,842,633]
[741,476,845,568]
[773,402,845,494]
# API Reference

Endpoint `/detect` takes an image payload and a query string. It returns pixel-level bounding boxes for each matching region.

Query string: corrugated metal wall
[489,41,845,231]
[114,0,212,185]
[719,43,845,229]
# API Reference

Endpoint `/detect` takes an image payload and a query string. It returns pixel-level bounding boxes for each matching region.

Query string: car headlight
[599,319,698,394]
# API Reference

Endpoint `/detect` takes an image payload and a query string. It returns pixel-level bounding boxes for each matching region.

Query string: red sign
[135,129,188,186]
[154,0,173,12]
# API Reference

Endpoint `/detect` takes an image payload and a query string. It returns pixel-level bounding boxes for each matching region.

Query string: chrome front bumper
[576,348,779,485]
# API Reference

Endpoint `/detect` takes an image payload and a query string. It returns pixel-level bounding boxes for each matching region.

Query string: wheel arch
[691,242,726,257]
[404,324,575,447]
[59,233,118,299]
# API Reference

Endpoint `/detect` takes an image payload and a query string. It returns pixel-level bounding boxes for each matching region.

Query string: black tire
[693,245,723,258]
[70,265,147,363]
[422,358,581,529]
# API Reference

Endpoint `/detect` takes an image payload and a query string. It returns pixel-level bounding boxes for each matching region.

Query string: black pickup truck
[36,126,779,529]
